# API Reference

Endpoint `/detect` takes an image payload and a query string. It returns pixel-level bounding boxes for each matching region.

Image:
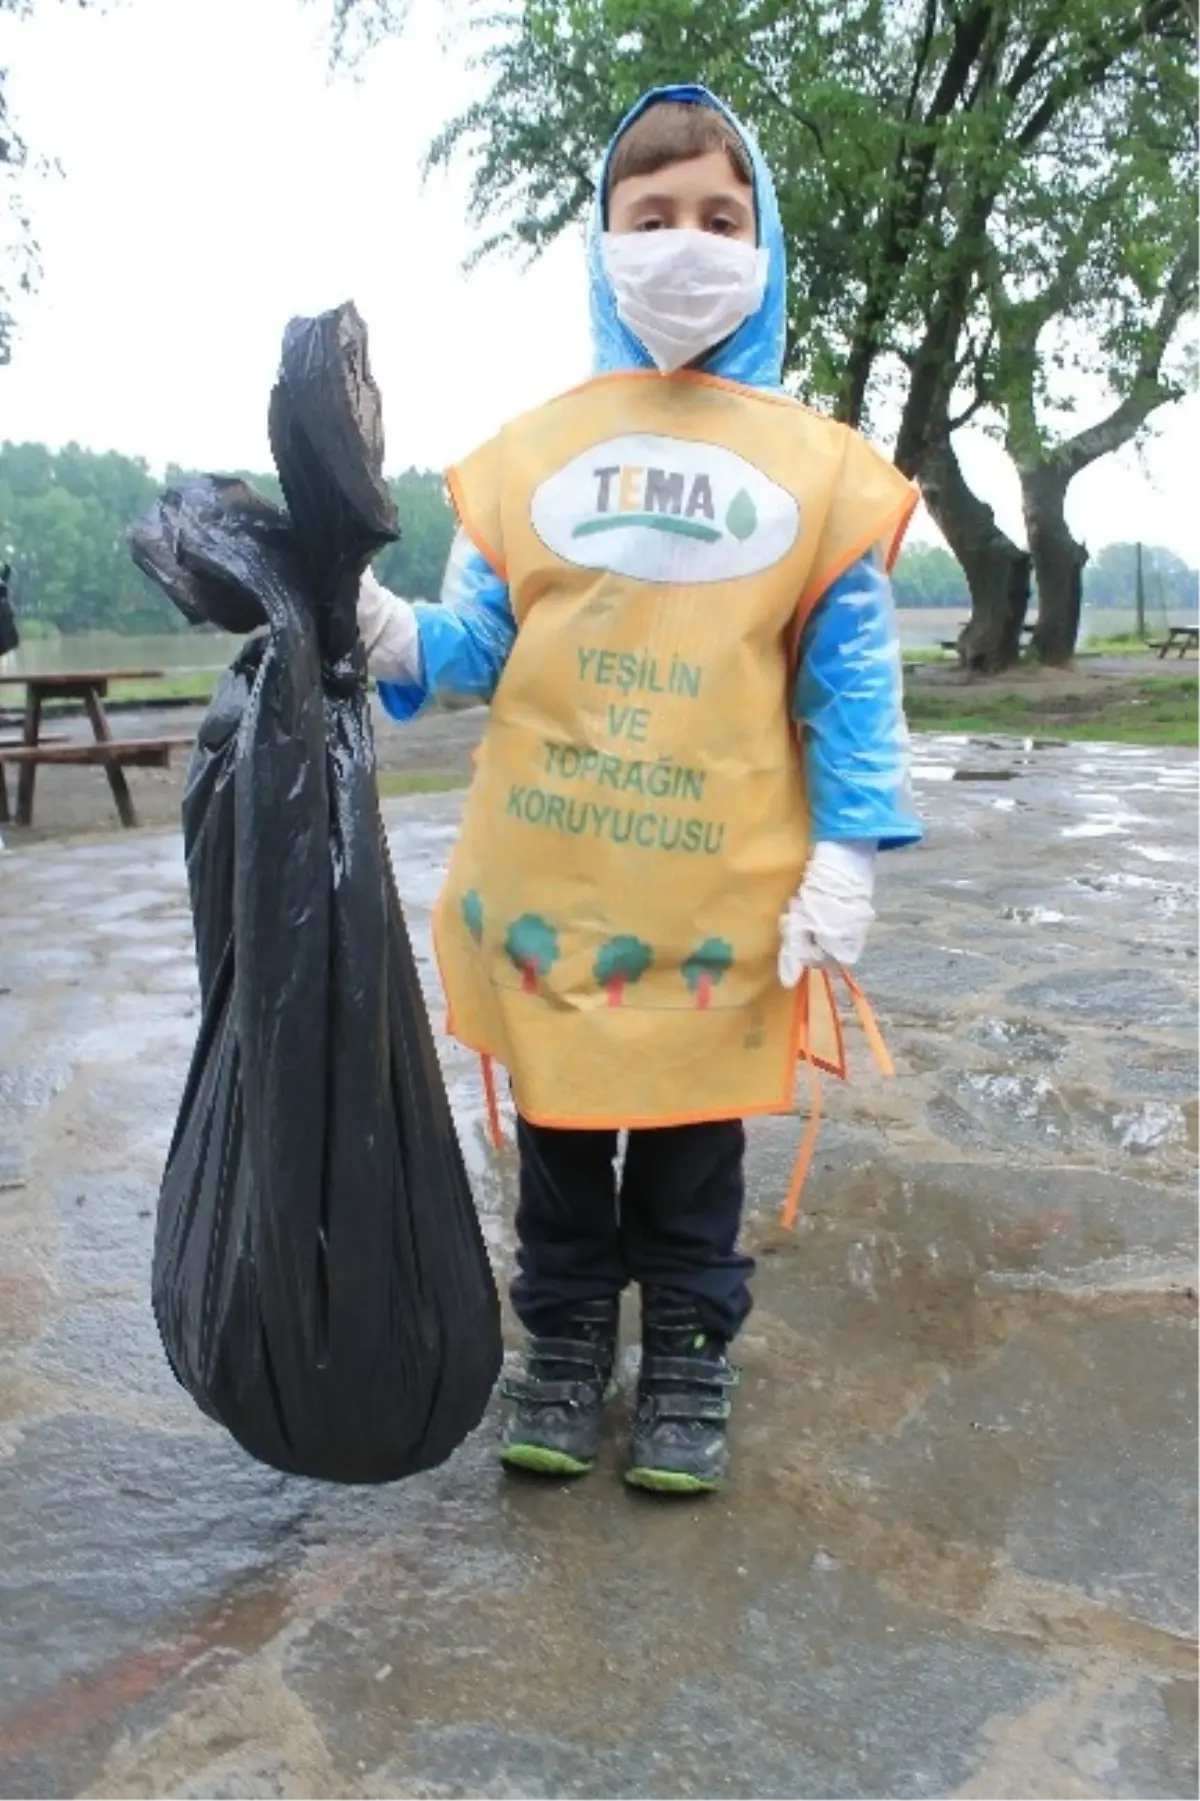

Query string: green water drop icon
[725,488,758,542]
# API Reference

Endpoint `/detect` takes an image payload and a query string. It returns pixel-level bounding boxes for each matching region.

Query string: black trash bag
[129,302,502,1483]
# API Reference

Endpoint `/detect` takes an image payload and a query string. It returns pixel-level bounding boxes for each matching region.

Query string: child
[357,85,922,1494]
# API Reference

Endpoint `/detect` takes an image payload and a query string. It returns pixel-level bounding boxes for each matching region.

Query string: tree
[0,442,456,635]
[681,938,732,1010]
[1,441,174,634]
[328,0,1195,670]
[374,468,456,602]
[1,1,36,367]
[323,0,410,63]
[890,542,968,610]
[3,1,108,365]
[505,914,560,992]
[949,41,1198,664]
[594,934,652,1006]
[1083,543,1199,622]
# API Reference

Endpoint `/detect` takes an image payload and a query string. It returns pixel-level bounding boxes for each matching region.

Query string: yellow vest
[435,372,916,1204]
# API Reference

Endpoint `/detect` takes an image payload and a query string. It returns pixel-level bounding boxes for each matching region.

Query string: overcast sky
[1,0,1196,559]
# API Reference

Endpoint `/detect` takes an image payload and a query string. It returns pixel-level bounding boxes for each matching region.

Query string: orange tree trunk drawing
[681,938,733,1010]
[505,915,560,994]
[594,935,653,1007]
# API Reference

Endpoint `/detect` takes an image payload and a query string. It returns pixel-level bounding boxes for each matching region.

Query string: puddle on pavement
[971,1018,1070,1064]
[1062,820,1128,839]
[1071,871,1197,916]
[912,763,1020,784]
[930,1066,1196,1167]
[2,744,1197,1801]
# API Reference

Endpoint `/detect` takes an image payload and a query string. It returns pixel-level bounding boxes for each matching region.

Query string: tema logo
[532,433,800,585]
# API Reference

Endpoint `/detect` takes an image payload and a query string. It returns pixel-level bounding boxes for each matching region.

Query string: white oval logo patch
[531,433,800,585]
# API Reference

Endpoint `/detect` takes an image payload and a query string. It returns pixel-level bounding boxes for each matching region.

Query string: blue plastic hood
[587,84,787,391]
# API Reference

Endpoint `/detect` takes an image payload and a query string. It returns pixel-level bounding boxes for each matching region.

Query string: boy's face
[608,151,755,244]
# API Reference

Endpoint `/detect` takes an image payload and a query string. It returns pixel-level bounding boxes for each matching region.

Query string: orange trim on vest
[445,464,508,580]
[528,365,836,417]
[481,1054,505,1150]
[800,488,921,615]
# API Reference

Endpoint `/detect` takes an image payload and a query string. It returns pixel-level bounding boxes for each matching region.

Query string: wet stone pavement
[0,734,1196,1800]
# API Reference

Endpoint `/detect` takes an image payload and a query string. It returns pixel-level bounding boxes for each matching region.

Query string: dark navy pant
[511,1117,754,1342]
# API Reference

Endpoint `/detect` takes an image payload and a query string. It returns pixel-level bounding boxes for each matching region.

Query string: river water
[0,609,1163,678]
[0,630,241,679]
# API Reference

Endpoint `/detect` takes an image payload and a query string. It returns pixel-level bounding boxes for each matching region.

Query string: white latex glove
[778,840,876,986]
[357,568,419,680]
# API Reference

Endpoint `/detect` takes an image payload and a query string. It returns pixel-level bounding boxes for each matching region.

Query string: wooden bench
[940,623,1035,655]
[1152,625,1200,659]
[0,736,193,828]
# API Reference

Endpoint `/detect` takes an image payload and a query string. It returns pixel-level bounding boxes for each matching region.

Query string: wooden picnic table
[0,668,192,829]
[939,622,1035,655]
[1155,625,1200,659]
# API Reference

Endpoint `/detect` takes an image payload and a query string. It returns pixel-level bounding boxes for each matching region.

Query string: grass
[901,647,947,666]
[1077,631,1156,657]
[29,651,1195,754]
[376,771,469,798]
[109,671,221,705]
[906,676,1198,747]
[907,633,1159,669]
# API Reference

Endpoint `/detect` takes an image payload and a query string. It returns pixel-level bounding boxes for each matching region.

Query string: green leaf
[725,488,758,542]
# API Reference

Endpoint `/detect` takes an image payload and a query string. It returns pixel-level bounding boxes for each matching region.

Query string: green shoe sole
[501,1442,595,1478]
[624,1466,721,1495]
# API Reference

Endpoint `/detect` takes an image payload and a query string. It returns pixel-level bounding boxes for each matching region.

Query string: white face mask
[602,229,770,374]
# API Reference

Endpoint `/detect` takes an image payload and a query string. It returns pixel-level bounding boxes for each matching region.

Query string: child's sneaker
[500,1297,619,1477]
[625,1289,738,1494]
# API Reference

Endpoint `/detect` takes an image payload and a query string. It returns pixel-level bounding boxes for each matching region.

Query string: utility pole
[1135,542,1146,641]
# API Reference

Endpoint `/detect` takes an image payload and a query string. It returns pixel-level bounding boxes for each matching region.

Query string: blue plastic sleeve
[377,530,516,722]
[792,556,923,850]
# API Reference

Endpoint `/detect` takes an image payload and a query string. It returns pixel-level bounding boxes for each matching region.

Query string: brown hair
[606,101,754,208]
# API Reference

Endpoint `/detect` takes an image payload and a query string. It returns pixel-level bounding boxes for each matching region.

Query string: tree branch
[903,0,939,124]
[1033,245,1197,480]
[923,2,995,129]
[947,390,991,431]
[839,1,1000,420]
[741,58,829,160]
[1003,29,1053,103]
[948,318,997,428]
[1051,379,1181,478]
[1016,0,1187,150]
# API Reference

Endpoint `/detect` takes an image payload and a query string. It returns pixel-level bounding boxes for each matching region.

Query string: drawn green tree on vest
[595,935,653,1007]
[681,938,734,1010]
[461,889,484,945]
[505,915,559,994]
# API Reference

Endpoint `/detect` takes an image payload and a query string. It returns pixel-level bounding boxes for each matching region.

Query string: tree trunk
[1022,464,1088,666]
[918,436,1032,674]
